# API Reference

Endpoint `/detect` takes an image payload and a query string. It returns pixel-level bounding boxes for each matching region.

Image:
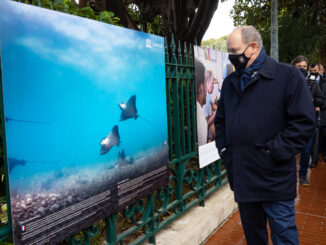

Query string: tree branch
[106,0,139,30]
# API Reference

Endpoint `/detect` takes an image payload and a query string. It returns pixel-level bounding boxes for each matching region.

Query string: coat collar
[230,73,241,95]
[258,56,277,80]
[229,55,277,95]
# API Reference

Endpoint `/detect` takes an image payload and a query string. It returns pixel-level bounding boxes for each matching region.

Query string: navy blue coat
[214,56,316,203]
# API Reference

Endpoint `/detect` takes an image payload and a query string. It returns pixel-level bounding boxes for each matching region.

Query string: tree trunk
[79,0,87,8]
[106,0,139,30]
[270,0,279,61]
[96,0,218,44]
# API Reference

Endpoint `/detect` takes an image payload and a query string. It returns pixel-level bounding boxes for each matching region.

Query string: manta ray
[118,95,138,122]
[116,150,133,167]
[118,95,150,123]
[7,158,56,173]
[100,125,120,155]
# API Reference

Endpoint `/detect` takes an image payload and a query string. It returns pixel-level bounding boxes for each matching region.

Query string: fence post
[170,35,184,212]
[148,194,155,244]
[105,214,117,245]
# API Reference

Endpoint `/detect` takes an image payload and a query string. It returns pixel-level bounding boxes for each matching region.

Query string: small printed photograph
[194,45,233,167]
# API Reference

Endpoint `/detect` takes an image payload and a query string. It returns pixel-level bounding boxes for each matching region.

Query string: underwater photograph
[0,1,168,244]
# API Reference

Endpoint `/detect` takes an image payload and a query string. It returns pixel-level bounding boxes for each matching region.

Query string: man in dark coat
[291,56,324,185]
[214,26,315,245]
[310,63,326,161]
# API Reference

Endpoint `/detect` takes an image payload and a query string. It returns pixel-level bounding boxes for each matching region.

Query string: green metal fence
[0,4,227,244]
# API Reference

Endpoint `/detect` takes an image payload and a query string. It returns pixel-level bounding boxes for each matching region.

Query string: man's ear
[251,42,259,52]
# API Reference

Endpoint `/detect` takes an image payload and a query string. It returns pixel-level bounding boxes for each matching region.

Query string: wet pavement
[205,157,326,245]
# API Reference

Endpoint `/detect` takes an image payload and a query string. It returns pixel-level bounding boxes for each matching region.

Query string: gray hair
[234,26,263,48]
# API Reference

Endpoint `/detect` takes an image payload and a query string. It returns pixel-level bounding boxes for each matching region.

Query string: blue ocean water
[0,1,168,191]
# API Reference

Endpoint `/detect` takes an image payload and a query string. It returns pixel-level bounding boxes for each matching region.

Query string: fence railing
[0,2,227,244]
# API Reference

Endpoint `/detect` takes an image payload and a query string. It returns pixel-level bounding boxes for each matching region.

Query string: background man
[291,57,324,184]
[310,63,324,85]
[308,63,326,162]
[215,26,315,245]
[195,59,208,146]
[292,55,309,72]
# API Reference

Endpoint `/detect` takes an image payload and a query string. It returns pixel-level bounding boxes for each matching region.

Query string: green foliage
[125,2,162,35]
[0,196,6,204]
[147,15,163,35]
[100,11,121,25]
[201,35,228,52]
[15,0,120,25]
[0,203,8,223]
[231,0,326,63]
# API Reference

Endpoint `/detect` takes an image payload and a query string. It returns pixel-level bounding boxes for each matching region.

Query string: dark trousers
[299,134,314,177]
[238,200,299,245]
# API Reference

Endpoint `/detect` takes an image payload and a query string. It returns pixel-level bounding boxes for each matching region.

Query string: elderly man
[214,26,315,245]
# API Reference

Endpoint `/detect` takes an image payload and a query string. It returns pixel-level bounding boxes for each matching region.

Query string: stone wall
[145,184,238,245]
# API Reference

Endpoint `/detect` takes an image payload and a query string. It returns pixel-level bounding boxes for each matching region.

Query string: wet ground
[205,156,326,245]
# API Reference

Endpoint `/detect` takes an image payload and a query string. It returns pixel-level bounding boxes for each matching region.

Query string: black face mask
[299,68,308,77]
[228,44,251,71]
[310,72,319,77]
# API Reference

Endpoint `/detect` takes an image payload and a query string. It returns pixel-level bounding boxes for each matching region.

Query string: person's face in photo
[196,80,207,106]
[207,79,214,94]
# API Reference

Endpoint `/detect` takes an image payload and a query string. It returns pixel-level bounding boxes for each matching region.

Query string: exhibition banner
[194,45,233,168]
[0,1,169,244]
